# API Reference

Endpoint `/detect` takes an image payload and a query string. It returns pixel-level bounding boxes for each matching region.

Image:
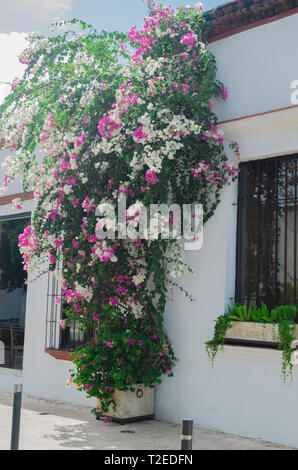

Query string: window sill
[44,349,76,361]
[225,321,298,344]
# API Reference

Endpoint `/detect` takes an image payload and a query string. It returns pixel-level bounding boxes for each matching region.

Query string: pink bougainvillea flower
[220,86,228,100]
[72,239,79,249]
[132,126,148,143]
[92,312,100,322]
[180,33,197,47]
[145,170,159,186]
[109,296,120,306]
[98,112,122,139]
[76,132,87,147]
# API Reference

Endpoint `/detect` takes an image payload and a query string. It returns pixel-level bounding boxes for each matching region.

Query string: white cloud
[5,0,75,21]
[0,2,76,103]
[0,33,27,104]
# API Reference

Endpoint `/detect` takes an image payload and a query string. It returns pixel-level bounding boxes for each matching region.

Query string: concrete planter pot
[96,384,154,424]
[225,322,298,344]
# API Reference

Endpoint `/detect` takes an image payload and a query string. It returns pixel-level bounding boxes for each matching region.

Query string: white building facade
[0,0,298,448]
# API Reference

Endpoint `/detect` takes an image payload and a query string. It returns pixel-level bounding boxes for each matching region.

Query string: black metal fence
[235,154,297,310]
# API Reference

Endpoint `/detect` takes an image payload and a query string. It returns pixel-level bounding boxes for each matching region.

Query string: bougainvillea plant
[0,2,239,417]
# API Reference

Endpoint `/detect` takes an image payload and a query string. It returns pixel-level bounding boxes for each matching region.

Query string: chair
[10,328,24,369]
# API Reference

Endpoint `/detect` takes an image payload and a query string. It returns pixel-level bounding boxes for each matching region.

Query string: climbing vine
[0,2,239,416]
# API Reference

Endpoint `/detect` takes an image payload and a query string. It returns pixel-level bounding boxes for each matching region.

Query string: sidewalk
[0,392,293,450]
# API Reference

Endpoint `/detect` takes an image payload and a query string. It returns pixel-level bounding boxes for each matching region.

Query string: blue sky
[0,1,225,34]
[69,0,224,33]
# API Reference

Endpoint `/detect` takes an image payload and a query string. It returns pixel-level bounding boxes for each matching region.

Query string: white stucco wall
[209,13,298,122]
[155,13,298,448]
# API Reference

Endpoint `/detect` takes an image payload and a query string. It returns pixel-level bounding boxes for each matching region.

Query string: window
[45,267,92,352]
[235,155,297,310]
[0,214,31,369]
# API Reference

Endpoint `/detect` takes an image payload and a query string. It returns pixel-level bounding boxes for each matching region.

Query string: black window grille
[235,154,297,310]
[45,264,93,351]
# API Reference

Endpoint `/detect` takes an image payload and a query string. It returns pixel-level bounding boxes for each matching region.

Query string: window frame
[0,212,31,369]
[45,266,93,353]
[235,154,297,310]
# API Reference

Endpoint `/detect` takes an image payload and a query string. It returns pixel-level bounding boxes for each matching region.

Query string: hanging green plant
[206,303,297,382]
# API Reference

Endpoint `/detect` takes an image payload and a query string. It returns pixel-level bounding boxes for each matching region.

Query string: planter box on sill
[225,322,298,345]
[96,384,154,424]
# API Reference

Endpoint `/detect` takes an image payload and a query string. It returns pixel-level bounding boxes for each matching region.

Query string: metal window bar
[235,154,298,311]
[45,266,61,350]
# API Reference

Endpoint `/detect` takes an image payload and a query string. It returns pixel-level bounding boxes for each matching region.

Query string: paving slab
[0,392,293,450]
